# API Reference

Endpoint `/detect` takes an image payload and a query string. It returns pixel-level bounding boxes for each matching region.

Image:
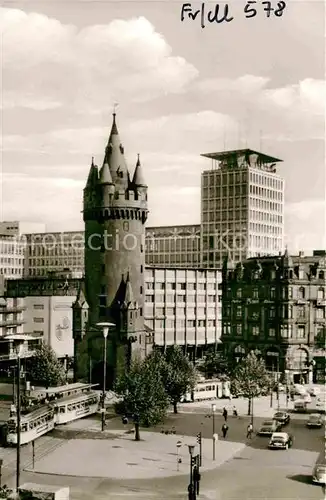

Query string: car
[273,383,286,393]
[273,411,290,426]
[312,451,326,484]
[268,432,293,450]
[307,413,324,428]
[257,420,282,436]
[309,387,320,397]
[316,396,325,412]
[302,393,312,403]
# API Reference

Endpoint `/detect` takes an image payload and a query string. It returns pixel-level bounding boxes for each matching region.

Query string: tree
[231,352,271,416]
[162,346,198,414]
[197,349,230,379]
[27,343,67,388]
[114,355,169,428]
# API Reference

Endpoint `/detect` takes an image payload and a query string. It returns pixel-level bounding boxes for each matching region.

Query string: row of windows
[145,282,217,291]
[202,171,248,186]
[223,323,313,338]
[148,318,217,328]
[226,304,325,320]
[249,197,283,212]
[249,225,282,235]
[249,172,283,190]
[0,268,24,276]
[249,210,282,224]
[249,185,283,201]
[147,240,199,252]
[227,286,325,300]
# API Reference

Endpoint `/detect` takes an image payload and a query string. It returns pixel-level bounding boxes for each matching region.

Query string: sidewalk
[24,421,245,480]
[177,393,293,418]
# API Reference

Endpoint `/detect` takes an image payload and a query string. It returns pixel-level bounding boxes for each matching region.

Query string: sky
[0,0,325,254]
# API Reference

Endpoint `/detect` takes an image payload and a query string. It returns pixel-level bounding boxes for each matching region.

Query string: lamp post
[212,403,216,461]
[4,335,30,494]
[188,444,195,499]
[96,322,115,432]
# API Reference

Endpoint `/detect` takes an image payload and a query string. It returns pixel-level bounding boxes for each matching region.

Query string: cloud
[284,199,326,253]
[197,75,270,94]
[1,8,198,111]
[262,79,325,116]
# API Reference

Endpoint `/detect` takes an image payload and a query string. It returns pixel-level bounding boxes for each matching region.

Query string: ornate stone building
[221,250,326,384]
[74,113,153,387]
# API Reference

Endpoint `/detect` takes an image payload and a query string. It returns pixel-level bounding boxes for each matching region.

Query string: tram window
[21,424,28,432]
[59,407,65,413]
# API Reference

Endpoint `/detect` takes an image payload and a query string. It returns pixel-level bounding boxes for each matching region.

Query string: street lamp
[96,322,115,432]
[4,334,30,494]
[212,403,216,461]
[188,444,195,498]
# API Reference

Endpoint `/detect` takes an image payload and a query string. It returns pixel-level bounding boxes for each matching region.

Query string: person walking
[222,423,229,438]
[246,422,253,439]
[223,407,228,421]
[232,405,238,417]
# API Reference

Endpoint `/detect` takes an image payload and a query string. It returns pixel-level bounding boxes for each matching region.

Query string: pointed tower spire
[86,157,98,187]
[102,111,129,188]
[132,154,147,187]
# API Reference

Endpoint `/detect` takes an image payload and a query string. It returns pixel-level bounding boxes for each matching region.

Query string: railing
[0,351,36,361]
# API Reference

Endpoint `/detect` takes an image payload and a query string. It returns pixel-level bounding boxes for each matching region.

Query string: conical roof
[103,113,129,186]
[99,162,113,185]
[73,282,88,309]
[132,154,147,187]
[85,157,99,189]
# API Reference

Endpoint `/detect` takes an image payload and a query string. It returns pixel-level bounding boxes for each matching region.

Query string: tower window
[140,286,143,294]
[140,245,144,253]
[101,264,105,274]
[140,265,143,273]
[140,307,143,316]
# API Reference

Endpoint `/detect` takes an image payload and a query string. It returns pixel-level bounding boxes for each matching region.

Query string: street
[0,406,324,500]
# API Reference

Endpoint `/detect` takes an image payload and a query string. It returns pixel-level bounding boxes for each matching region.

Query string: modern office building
[145,267,222,359]
[146,224,200,267]
[3,266,222,364]
[221,250,326,384]
[23,224,201,277]
[201,149,284,269]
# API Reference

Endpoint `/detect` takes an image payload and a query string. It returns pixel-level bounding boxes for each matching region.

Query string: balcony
[0,350,36,362]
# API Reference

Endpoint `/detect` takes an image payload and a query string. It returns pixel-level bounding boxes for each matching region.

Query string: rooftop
[201,148,282,164]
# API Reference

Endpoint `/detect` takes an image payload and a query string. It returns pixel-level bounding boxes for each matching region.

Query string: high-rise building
[75,113,153,386]
[200,149,284,269]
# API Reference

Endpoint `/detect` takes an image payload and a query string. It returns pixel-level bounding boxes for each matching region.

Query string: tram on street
[6,406,55,446]
[53,391,99,425]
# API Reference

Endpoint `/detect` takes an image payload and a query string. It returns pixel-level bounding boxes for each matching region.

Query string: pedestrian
[232,405,238,417]
[223,407,228,421]
[222,423,229,438]
[246,422,253,439]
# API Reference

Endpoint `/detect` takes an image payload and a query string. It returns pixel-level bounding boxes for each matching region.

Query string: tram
[6,406,55,446]
[6,382,99,446]
[53,391,99,425]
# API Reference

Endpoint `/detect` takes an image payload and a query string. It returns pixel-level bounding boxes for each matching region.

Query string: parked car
[307,413,324,428]
[309,387,320,397]
[316,396,325,412]
[273,411,290,426]
[312,451,326,484]
[273,383,286,393]
[294,399,308,412]
[302,393,312,403]
[257,420,282,436]
[268,432,293,450]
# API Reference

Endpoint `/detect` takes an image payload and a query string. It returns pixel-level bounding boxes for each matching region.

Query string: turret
[99,161,115,206]
[83,158,99,211]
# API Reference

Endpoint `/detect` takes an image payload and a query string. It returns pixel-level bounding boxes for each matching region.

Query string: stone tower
[77,112,149,387]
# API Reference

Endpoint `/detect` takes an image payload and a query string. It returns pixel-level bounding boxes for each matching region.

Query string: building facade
[201,149,284,269]
[144,267,222,358]
[221,250,326,384]
[5,276,81,360]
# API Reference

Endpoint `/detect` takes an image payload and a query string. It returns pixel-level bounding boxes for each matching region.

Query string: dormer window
[116,168,123,179]
[119,144,124,154]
